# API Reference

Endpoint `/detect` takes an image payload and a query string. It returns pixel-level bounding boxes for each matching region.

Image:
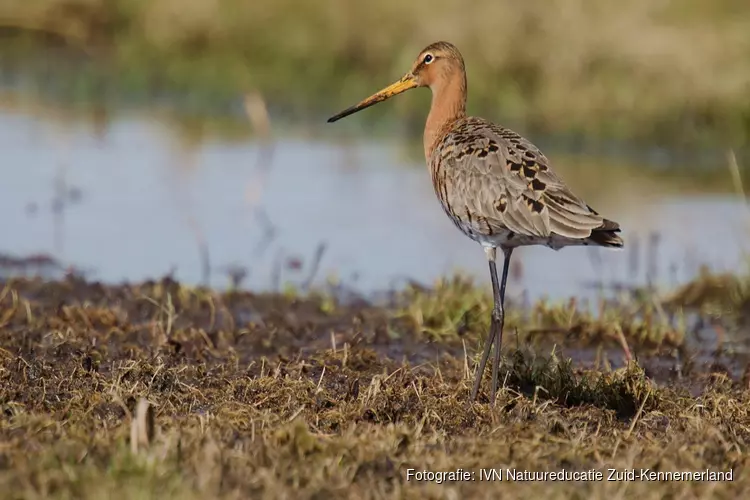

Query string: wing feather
[431,117,610,243]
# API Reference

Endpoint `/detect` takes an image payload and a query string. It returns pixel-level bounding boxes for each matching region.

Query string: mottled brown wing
[432,117,606,241]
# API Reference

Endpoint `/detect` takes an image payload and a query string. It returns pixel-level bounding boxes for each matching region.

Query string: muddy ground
[0,275,748,499]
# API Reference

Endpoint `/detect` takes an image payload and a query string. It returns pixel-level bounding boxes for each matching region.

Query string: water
[0,104,748,302]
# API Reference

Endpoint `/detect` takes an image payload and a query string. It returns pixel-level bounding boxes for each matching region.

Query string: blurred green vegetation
[0,0,749,147]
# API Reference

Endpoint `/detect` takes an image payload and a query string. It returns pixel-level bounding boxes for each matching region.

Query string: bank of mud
[0,276,748,498]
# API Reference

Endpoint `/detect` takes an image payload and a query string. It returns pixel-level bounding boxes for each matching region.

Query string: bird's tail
[588,218,623,248]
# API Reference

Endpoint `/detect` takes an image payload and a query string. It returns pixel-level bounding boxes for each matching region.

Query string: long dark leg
[470,264,497,401]
[489,248,512,403]
[470,247,513,403]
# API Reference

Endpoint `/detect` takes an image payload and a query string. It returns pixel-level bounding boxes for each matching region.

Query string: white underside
[440,205,602,254]
[469,226,593,252]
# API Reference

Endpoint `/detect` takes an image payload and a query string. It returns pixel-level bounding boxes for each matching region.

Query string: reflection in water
[0,105,748,303]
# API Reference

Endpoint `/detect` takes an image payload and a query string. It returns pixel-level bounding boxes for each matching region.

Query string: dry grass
[1,276,749,498]
[397,274,683,357]
[0,0,749,144]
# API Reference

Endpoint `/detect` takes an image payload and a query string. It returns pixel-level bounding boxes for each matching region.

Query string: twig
[243,91,279,260]
[726,149,746,201]
[186,215,211,287]
[613,324,633,363]
[586,247,604,295]
[166,143,211,287]
[301,242,327,291]
[251,208,277,258]
[50,121,72,257]
[130,398,155,454]
[646,232,660,291]
[625,389,650,439]
[271,249,284,292]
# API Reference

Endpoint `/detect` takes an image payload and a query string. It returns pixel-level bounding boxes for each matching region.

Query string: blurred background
[0,0,749,301]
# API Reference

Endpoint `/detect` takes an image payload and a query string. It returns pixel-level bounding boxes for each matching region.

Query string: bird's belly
[466,227,546,248]
[433,184,552,249]
[440,209,522,247]
[440,206,553,249]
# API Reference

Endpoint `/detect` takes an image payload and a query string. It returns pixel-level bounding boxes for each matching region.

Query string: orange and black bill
[327,74,418,123]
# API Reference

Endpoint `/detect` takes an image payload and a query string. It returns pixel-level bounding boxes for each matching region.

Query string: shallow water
[0,104,748,302]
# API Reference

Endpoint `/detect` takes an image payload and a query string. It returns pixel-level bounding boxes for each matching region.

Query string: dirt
[0,275,748,499]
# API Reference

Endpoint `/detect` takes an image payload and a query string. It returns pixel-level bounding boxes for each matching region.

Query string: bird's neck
[424,72,467,160]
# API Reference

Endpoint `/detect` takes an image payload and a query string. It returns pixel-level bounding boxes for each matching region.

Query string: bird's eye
[423,54,434,64]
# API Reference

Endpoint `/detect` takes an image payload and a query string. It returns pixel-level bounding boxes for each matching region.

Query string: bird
[327,41,623,404]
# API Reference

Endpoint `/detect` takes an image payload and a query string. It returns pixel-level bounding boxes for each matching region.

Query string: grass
[395,274,684,359]
[0,0,749,147]
[1,274,749,498]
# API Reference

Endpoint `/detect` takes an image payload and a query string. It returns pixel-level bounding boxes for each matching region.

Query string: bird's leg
[489,247,513,404]
[470,247,513,403]
[470,264,497,401]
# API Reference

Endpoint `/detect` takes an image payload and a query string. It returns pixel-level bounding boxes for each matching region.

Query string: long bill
[327,74,418,123]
